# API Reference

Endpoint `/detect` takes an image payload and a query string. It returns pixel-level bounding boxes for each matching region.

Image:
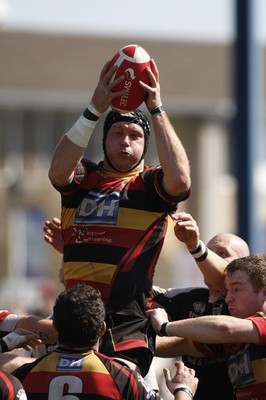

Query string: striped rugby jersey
[193,312,266,400]
[54,159,190,313]
[13,348,160,399]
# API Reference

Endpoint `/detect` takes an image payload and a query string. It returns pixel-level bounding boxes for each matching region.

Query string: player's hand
[1,328,42,352]
[43,217,64,254]
[91,61,128,114]
[146,307,169,335]
[140,59,162,112]
[173,212,200,251]
[164,361,198,397]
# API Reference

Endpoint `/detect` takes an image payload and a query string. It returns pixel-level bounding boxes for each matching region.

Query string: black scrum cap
[103,109,151,162]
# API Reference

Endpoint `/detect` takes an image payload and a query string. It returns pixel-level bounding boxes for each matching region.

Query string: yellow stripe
[251,358,266,383]
[117,208,163,230]
[62,207,173,231]
[61,208,75,228]
[31,352,110,373]
[65,262,116,284]
[31,352,60,371]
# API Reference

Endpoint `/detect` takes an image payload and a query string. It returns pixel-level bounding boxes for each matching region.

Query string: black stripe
[83,108,99,121]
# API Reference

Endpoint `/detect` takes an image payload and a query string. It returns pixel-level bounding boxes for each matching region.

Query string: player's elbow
[178,172,191,193]
[48,164,70,186]
[48,165,60,184]
[164,173,191,197]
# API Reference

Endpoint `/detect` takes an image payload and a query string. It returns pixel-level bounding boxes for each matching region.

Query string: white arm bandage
[66,114,97,148]
[0,332,28,353]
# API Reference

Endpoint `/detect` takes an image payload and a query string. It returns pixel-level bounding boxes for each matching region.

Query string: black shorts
[100,304,156,376]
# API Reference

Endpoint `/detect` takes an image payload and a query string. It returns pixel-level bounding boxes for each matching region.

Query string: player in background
[148,254,266,400]
[153,212,250,400]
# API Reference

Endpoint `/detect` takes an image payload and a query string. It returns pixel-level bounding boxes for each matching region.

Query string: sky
[0,0,231,42]
[0,0,266,44]
[1,0,265,43]
[1,0,266,44]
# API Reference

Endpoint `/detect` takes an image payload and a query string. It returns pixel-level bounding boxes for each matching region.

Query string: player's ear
[99,321,106,337]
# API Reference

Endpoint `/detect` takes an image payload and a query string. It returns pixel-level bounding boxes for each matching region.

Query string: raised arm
[48,62,127,185]
[140,60,191,196]
[173,212,227,294]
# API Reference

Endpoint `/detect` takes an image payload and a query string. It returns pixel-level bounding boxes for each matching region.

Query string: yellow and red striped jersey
[55,160,190,313]
[14,348,160,400]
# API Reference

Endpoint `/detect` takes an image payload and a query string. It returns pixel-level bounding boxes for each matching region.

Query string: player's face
[225,270,264,318]
[208,235,249,263]
[208,239,239,263]
[105,122,145,172]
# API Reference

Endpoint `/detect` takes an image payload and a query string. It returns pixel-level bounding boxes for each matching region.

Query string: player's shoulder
[0,370,27,400]
[156,286,209,300]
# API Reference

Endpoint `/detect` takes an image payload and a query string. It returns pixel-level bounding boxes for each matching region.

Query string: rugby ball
[108,44,151,113]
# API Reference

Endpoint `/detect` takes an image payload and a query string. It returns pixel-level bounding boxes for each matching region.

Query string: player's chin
[114,159,141,173]
[228,308,240,317]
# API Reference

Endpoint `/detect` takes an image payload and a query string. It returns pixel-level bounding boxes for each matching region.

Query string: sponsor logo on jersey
[228,344,254,391]
[75,189,120,225]
[56,355,84,371]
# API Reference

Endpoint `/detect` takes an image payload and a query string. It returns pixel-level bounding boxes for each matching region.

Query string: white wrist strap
[173,384,193,398]
[189,240,208,262]
[66,114,97,147]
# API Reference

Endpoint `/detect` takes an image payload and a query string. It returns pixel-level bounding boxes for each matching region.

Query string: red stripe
[63,225,142,248]
[115,363,140,399]
[0,370,15,400]
[0,311,12,322]
[119,218,164,274]
[192,341,220,357]
[237,382,266,399]
[114,339,148,351]
[23,370,121,397]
